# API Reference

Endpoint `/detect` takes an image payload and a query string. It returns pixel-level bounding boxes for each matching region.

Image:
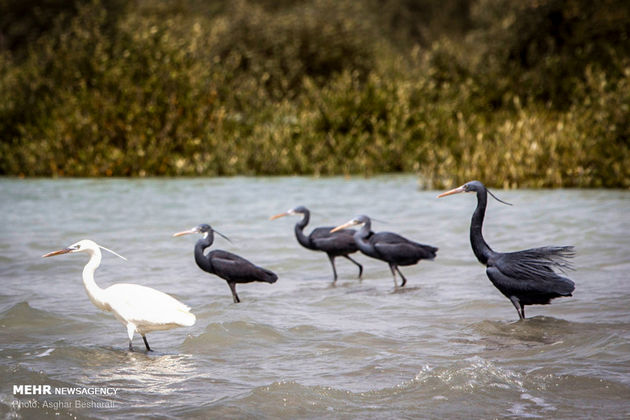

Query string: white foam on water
[521,393,557,411]
[508,402,543,418]
[35,348,55,358]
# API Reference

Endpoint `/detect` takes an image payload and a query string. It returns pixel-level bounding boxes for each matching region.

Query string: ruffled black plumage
[439,180,576,319]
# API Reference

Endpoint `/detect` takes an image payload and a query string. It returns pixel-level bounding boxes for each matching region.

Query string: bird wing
[105,283,196,328]
[486,266,542,296]
[208,250,254,265]
[309,227,357,253]
[372,232,437,262]
[497,246,574,275]
[488,247,576,297]
[210,252,277,283]
[371,231,407,244]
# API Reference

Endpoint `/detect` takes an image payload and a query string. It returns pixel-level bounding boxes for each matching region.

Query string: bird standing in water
[42,240,196,351]
[173,224,277,303]
[331,215,438,287]
[438,180,575,320]
[270,206,363,282]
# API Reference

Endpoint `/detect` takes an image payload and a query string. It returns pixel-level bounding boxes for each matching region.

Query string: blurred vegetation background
[0,0,628,187]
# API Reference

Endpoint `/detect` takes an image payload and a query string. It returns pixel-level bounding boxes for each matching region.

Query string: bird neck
[294,212,315,249]
[470,189,493,265]
[194,233,214,272]
[82,248,108,310]
[297,210,310,229]
[357,221,371,240]
[354,223,374,255]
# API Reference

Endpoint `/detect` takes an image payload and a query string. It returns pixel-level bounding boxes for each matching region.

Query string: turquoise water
[1,177,629,418]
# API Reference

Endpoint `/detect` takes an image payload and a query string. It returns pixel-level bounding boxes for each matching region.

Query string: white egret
[42,239,196,351]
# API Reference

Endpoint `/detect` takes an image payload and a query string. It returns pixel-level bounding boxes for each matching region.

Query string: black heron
[270,206,363,282]
[173,224,278,303]
[331,215,438,287]
[438,180,575,320]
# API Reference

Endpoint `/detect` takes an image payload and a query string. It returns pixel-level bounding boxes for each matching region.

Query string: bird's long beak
[269,212,289,220]
[330,220,357,233]
[172,228,199,237]
[437,185,465,198]
[42,248,72,258]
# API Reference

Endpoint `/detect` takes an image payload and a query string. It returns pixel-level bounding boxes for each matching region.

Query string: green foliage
[471,0,630,108]
[0,0,628,188]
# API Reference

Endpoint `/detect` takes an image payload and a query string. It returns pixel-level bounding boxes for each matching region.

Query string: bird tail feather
[420,244,438,260]
[261,268,278,284]
[554,276,575,296]
[176,309,196,326]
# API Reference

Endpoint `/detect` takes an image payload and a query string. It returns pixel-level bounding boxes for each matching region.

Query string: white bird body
[43,239,195,351]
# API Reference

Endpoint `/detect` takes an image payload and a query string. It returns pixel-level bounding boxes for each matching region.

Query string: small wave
[467,317,630,368]
[182,321,287,352]
[465,317,575,351]
[410,356,526,393]
[184,359,557,419]
[0,302,85,346]
[0,302,68,328]
[183,380,359,418]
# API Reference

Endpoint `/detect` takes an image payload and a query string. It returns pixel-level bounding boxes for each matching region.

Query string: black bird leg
[228,282,241,303]
[344,255,363,279]
[395,267,408,287]
[128,340,133,351]
[327,254,338,282]
[510,296,525,320]
[389,264,399,287]
[142,335,152,352]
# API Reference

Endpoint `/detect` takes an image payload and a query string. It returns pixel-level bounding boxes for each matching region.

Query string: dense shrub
[0,0,628,188]
[470,0,630,108]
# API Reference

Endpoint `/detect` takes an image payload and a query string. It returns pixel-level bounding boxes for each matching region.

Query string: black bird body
[486,249,575,307]
[196,249,278,286]
[438,180,575,319]
[357,231,437,266]
[271,206,363,281]
[298,226,358,256]
[334,215,438,287]
[175,224,277,303]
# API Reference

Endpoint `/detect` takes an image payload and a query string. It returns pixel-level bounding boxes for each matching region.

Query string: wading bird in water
[331,215,438,287]
[42,240,196,351]
[173,224,277,303]
[270,206,363,282]
[438,180,575,320]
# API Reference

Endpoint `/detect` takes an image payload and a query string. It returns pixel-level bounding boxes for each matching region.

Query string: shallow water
[0,176,629,419]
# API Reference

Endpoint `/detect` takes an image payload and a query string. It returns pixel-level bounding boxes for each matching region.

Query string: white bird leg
[127,323,136,351]
[389,264,398,287]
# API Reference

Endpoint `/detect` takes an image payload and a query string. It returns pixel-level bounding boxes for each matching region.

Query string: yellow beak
[42,248,72,258]
[172,228,198,237]
[330,220,357,233]
[437,185,466,198]
[269,212,290,221]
